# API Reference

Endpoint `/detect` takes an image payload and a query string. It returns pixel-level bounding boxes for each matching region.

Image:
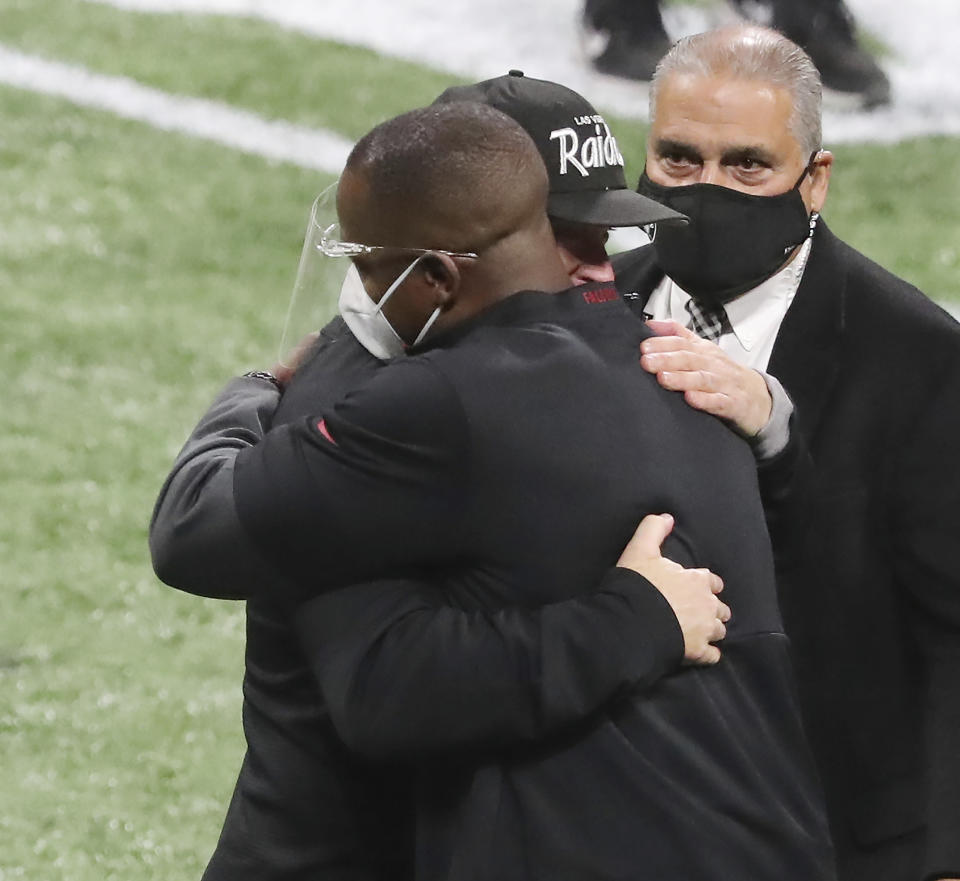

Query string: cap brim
[548,188,687,228]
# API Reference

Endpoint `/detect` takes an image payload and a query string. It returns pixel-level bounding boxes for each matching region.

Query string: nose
[573,259,616,284]
[554,224,615,285]
[699,162,723,186]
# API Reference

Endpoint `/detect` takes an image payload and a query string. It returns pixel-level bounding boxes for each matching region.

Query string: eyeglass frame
[316,221,480,261]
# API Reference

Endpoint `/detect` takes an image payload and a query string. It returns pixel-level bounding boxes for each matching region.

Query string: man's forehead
[650,72,800,158]
[336,170,371,235]
[337,169,409,246]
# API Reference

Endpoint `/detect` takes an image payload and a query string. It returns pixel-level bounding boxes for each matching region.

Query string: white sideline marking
[0,40,956,309]
[85,0,960,143]
[0,45,352,172]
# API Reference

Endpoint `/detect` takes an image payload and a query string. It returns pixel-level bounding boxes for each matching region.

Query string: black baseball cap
[434,70,686,228]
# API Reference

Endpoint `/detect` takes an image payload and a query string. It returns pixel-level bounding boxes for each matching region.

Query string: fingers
[639,342,701,369]
[710,573,725,596]
[640,336,706,358]
[271,363,294,387]
[711,617,727,643]
[640,345,772,435]
[639,349,727,396]
[690,568,725,594]
[640,555,731,666]
[640,350,732,417]
[658,369,718,394]
[683,388,727,407]
[617,513,675,565]
[688,644,722,666]
[640,350,724,387]
[685,607,729,666]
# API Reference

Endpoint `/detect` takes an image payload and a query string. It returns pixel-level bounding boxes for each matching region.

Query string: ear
[808,150,833,215]
[419,252,462,308]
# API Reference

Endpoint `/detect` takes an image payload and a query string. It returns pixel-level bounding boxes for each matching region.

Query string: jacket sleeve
[755,400,816,570]
[747,376,827,597]
[149,377,294,599]
[293,567,684,761]
[892,355,960,880]
[151,360,467,600]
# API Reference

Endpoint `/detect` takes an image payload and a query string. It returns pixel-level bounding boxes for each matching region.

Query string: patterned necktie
[685,298,730,342]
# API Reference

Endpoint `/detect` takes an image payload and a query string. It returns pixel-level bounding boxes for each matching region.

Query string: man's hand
[640,320,772,437]
[617,513,730,665]
[271,331,320,388]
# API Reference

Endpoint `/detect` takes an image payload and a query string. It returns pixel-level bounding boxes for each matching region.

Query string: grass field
[1,2,958,878]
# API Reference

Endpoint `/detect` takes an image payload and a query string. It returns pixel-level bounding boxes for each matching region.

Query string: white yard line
[0,19,956,311]
[0,45,351,172]
[87,0,960,143]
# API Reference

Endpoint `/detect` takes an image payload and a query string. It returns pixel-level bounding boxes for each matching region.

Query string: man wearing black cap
[152,99,834,879]
[432,71,680,288]
[151,75,707,881]
[438,71,676,228]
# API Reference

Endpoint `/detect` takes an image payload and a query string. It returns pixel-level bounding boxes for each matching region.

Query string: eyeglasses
[316,222,479,261]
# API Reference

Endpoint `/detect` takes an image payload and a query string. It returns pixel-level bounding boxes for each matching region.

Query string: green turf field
[1,3,958,877]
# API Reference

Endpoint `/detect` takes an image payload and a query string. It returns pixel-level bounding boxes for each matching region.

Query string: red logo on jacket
[582,285,618,305]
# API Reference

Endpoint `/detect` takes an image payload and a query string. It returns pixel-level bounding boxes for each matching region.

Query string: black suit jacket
[613,223,960,881]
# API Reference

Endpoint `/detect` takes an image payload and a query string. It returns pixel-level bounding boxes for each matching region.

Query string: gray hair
[650,25,822,156]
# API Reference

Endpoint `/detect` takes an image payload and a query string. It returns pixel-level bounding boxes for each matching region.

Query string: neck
[436,220,572,335]
[485,225,572,298]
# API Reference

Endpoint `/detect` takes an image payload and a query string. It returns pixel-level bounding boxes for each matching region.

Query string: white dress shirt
[644,236,814,371]
[642,237,814,457]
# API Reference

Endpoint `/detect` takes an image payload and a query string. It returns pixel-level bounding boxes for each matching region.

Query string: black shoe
[773,1,891,108]
[589,28,672,82]
[582,0,671,82]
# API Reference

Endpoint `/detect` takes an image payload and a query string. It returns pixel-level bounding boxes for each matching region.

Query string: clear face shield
[279,180,479,363]
[278,181,347,366]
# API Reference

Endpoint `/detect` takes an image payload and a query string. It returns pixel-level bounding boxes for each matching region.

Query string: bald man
[152,102,834,879]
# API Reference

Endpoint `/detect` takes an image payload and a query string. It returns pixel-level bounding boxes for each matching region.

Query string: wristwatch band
[241,370,283,391]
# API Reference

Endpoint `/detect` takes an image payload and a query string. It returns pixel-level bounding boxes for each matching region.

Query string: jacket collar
[612,247,664,319]
[766,221,846,441]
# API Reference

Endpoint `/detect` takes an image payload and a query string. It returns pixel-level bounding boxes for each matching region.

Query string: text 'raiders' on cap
[434,69,686,228]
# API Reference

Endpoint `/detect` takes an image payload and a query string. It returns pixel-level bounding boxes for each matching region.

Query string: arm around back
[295,566,684,760]
[149,377,291,599]
[151,358,467,599]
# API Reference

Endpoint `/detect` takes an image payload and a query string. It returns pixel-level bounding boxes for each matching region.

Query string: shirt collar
[661,236,813,352]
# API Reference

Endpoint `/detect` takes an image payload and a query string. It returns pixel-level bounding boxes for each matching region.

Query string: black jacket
[152,316,712,880]
[154,285,835,880]
[613,223,960,881]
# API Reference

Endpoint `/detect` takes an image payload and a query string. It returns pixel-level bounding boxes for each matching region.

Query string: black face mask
[637,161,815,305]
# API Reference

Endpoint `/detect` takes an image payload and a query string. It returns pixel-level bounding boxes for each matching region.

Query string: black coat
[613,223,960,881]
[153,313,787,879]
[156,286,835,880]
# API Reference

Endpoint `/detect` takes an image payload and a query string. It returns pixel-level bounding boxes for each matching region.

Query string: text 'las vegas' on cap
[434,70,687,228]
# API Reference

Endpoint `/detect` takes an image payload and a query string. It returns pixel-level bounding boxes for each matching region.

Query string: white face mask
[338,258,442,360]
